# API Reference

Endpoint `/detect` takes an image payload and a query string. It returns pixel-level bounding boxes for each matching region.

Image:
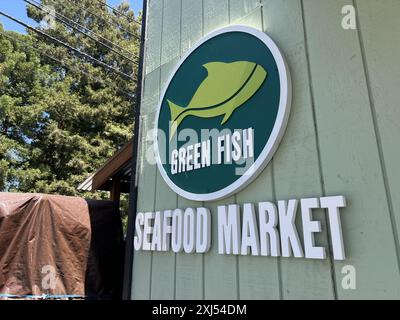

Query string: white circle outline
[153,25,292,202]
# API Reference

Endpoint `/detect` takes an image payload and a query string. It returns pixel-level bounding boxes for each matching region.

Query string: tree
[0,0,140,198]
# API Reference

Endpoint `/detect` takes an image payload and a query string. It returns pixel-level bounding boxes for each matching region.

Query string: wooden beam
[110,176,122,202]
[92,140,133,190]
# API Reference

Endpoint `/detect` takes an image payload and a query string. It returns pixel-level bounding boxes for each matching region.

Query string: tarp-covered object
[0,193,92,299]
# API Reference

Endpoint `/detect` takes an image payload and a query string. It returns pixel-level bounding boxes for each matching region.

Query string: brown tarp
[0,193,91,298]
[0,193,124,299]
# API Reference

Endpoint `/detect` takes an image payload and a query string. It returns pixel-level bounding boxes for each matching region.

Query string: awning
[78,139,133,193]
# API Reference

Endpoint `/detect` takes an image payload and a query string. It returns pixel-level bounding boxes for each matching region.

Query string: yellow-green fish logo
[167,61,267,140]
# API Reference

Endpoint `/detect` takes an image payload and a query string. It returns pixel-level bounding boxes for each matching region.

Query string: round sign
[154,26,292,201]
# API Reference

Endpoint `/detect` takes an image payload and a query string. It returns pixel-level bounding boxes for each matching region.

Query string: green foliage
[0,0,139,203]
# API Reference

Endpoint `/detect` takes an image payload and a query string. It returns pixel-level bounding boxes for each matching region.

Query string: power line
[23,0,138,65]
[0,10,136,81]
[25,0,139,59]
[24,0,139,65]
[28,0,140,57]
[0,32,135,100]
[65,0,141,40]
[1,33,135,99]
[93,0,142,26]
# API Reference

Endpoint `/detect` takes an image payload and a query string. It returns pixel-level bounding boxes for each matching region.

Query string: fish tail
[168,100,185,121]
[167,100,186,140]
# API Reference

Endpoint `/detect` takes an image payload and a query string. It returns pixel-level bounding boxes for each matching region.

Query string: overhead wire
[24,0,139,65]
[0,32,135,100]
[0,10,136,81]
[25,0,139,57]
[65,0,141,40]
[93,0,142,26]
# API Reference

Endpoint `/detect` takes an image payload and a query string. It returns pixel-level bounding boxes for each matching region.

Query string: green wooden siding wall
[132,0,400,299]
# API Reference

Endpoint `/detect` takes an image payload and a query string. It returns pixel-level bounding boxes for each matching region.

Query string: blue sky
[0,0,142,33]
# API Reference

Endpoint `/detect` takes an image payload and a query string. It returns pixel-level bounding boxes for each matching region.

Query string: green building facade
[130,0,400,299]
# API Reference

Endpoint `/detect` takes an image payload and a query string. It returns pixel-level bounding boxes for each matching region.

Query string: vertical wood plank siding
[132,0,400,299]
